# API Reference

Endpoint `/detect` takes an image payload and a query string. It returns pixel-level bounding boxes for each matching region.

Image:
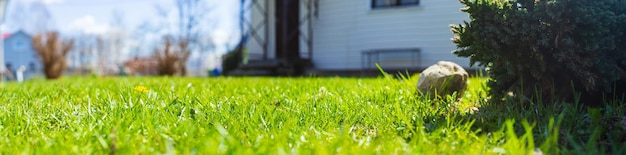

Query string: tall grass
[0,76,623,154]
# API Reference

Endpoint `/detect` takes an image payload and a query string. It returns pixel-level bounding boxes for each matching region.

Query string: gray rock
[417,61,469,100]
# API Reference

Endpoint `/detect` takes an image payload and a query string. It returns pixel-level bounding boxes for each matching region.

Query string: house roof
[3,30,31,40]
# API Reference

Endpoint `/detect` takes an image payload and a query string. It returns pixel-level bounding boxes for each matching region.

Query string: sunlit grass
[0,76,623,154]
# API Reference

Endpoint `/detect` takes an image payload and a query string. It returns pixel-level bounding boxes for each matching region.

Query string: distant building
[3,30,42,80]
[238,0,474,76]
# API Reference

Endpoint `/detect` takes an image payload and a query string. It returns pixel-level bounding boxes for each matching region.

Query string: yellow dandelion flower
[133,86,149,93]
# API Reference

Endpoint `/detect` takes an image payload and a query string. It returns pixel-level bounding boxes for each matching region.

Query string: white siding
[247,0,473,70]
[247,0,276,60]
[312,0,471,70]
[312,0,355,70]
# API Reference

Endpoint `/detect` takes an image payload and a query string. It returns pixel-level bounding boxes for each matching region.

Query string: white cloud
[68,15,110,35]
[42,0,64,4]
[212,29,231,45]
[0,24,6,32]
[33,0,65,4]
[16,0,64,4]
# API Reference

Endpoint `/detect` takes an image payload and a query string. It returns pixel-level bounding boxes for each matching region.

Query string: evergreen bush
[221,46,244,75]
[451,0,626,105]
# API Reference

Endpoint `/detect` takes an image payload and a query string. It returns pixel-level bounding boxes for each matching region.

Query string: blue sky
[3,0,241,54]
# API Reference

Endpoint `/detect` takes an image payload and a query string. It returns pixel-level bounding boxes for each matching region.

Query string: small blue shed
[3,30,42,80]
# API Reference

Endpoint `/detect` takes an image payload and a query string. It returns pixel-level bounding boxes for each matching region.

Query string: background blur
[2,0,241,77]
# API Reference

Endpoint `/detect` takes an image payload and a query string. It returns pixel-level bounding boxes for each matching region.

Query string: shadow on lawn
[447,89,624,154]
[389,70,626,154]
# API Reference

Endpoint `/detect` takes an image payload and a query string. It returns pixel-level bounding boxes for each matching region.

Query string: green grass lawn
[0,76,623,154]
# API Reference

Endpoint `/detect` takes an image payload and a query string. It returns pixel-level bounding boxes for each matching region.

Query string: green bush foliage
[221,46,244,75]
[451,0,626,105]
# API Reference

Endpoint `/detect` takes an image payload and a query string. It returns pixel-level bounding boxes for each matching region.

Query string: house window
[372,0,420,8]
[14,40,26,50]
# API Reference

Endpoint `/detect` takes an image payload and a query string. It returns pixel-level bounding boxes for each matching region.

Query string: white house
[3,30,41,80]
[243,0,472,75]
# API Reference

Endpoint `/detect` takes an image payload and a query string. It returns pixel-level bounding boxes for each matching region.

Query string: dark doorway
[275,0,301,61]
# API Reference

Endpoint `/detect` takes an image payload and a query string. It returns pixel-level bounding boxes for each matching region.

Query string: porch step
[228,59,283,76]
[228,69,274,76]
[239,60,281,70]
[228,58,313,76]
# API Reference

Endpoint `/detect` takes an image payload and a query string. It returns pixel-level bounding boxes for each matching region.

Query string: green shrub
[221,46,245,75]
[451,0,626,105]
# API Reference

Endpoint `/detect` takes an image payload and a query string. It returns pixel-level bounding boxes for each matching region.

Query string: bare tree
[8,1,55,34]
[154,36,189,76]
[32,32,74,79]
[109,10,127,71]
[70,32,122,76]
[29,1,55,33]
[96,36,106,75]
[111,9,126,29]
[69,33,96,74]
[68,10,128,76]
[8,2,28,31]
[151,0,214,76]
[175,0,202,42]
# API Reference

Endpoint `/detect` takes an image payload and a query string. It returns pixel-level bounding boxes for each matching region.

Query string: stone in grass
[417,61,469,100]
